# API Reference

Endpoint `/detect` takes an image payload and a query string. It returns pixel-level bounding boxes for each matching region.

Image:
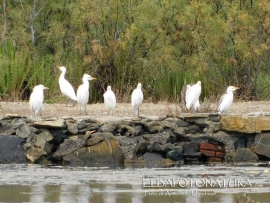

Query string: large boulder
[62,139,124,167]
[0,135,27,163]
[233,148,259,162]
[220,115,270,133]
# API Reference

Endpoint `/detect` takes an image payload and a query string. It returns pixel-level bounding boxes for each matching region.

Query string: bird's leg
[65,97,69,107]
[85,105,87,115]
[71,100,76,107]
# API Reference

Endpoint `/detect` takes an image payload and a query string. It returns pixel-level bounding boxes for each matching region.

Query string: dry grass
[1,100,270,120]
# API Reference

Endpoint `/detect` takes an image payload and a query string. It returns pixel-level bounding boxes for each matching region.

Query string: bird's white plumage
[103,86,116,116]
[58,66,77,103]
[218,86,239,113]
[185,81,201,111]
[29,84,48,117]
[77,73,96,114]
[131,83,143,116]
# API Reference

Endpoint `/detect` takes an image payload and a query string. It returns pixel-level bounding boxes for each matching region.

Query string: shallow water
[0,164,270,203]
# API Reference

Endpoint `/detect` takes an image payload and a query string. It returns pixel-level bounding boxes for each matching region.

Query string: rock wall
[0,113,269,167]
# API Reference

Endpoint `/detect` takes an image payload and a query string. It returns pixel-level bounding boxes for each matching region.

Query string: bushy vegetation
[0,0,270,103]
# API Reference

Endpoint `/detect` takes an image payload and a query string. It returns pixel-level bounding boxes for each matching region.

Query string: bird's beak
[45,87,49,89]
[234,86,240,90]
[92,77,96,80]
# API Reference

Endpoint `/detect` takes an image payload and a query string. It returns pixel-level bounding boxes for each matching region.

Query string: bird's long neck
[83,78,89,89]
[59,70,66,80]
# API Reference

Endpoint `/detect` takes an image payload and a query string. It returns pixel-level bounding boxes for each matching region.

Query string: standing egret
[185,81,201,112]
[58,66,77,106]
[218,86,239,114]
[131,83,143,116]
[186,84,200,111]
[29,84,49,117]
[103,86,116,116]
[77,74,96,114]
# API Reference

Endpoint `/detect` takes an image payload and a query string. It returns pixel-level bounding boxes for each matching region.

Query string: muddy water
[0,164,270,203]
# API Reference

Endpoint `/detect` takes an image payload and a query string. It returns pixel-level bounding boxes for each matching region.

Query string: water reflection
[0,184,269,203]
[0,164,269,203]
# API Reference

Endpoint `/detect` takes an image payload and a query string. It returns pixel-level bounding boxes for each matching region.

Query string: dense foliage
[0,0,270,103]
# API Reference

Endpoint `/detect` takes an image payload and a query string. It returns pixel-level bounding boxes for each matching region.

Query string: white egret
[185,81,201,112]
[29,84,49,117]
[58,66,77,106]
[131,83,143,116]
[103,86,116,116]
[77,74,96,114]
[218,86,239,114]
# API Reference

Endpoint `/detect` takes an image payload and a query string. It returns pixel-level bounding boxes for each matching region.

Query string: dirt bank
[0,101,269,119]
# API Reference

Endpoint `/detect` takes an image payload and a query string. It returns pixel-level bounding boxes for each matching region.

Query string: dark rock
[53,138,85,157]
[62,139,124,167]
[0,135,27,163]
[166,149,183,161]
[254,133,270,158]
[233,148,259,162]
[234,137,247,149]
[167,134,177,143]
[183,142,199,156]
[50,130,68,144]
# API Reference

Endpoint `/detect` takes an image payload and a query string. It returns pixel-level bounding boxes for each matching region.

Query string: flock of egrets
[29,66,239,117]
[29,66,143,117]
